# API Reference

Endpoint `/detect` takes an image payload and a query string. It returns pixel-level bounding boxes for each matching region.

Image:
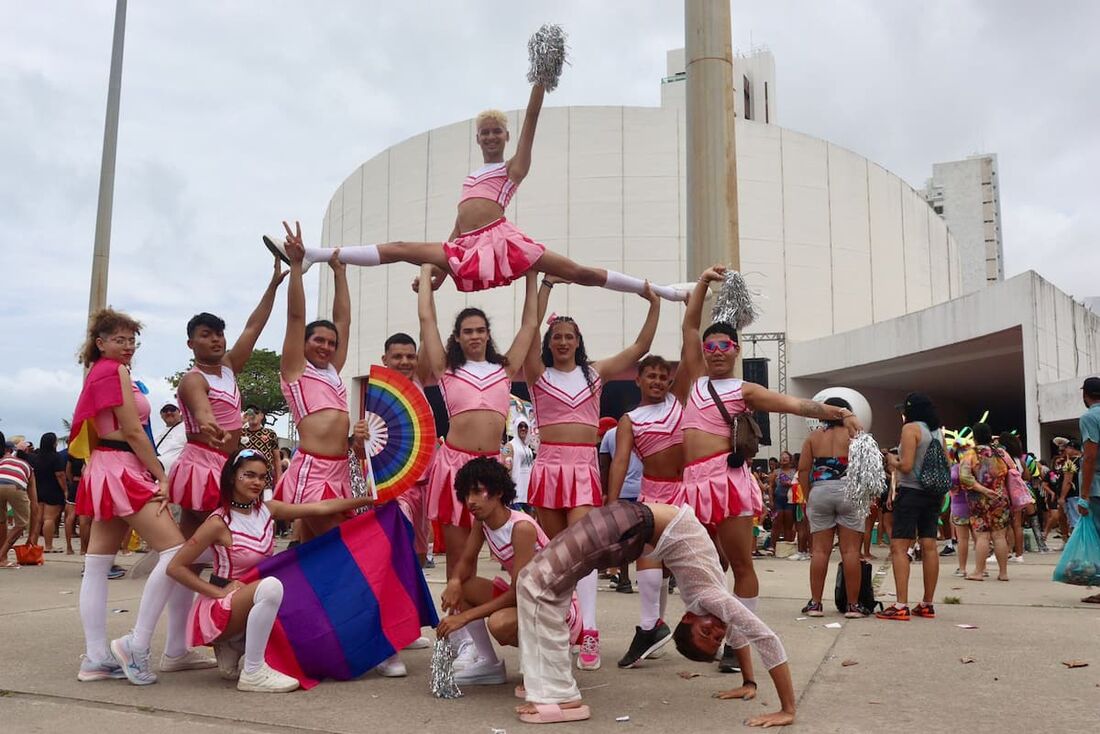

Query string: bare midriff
[186,429,242,454]
[539,423,598,446]
[449,410,507,453]
[642,444,685,480]
[295,409,351,457]
[683,428,731,463]
[456,199,505,235]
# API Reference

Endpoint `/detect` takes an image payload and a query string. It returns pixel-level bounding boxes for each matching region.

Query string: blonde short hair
[475,109,508,132]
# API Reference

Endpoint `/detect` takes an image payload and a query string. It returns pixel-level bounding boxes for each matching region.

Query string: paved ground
[2,541,1098,733]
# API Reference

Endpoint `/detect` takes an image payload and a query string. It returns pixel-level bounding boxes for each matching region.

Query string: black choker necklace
[230,499,254,510]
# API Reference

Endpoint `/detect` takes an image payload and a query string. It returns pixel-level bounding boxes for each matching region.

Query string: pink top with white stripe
[181,365,243,433]
[628,394,684,458]
[458,162,518,210]
[531,366,602,428]
[438,361,510,418]
[209,504,275,580]
[481,509,551,572]
[681,377,748,436]
[281,362,349,424]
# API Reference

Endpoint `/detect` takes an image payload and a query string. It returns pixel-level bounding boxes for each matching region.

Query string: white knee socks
[131,544,181,651]
[163,581,196,658]
[80,554,114,661]
[637,568,663,631]
[577,570,598,630]
[735,593,759,615]
[603,270,688,302]
[329,244,381,267]
[243,577,284,674]
[465,617,499,665]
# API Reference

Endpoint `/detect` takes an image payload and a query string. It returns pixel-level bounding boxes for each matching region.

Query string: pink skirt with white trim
[75,448,156,521]
[443,217,546,292]
[275,449,351,504]
[528,443,603,510]
[395,480,430,555]
[187,587,239,647]
[675,451,762,529]
[492,576,582,645]
[639,475,682,504]
[168,442,228,512]
[427,442,500,528]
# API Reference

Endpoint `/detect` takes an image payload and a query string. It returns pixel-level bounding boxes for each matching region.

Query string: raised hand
[700,264,727,284]
[269,254,288,287]
[328,247,346,275]
[281,220,305,264]
[640,280,659,304]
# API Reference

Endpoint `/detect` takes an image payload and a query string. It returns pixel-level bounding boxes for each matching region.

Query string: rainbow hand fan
[362,366,437,503]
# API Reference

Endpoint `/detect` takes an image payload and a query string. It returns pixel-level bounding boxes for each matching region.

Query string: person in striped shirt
[0,432,38,568]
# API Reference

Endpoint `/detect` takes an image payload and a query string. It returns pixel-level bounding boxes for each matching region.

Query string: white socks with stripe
[603,270,688,302]
[243,577,284,674]
[638,568,663,631]
[80,554,114,661]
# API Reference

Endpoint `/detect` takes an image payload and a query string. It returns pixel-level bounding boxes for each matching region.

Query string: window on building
[743,75,752,120]
[934,205,944,215]
[764,82,769,123]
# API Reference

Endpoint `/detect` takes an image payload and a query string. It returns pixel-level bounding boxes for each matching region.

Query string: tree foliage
[167,348,287,419]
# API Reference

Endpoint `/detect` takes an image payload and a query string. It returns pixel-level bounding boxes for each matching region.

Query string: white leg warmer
[637,568,663,631]
[466,617,499,664]
[735,593,759,615]
[243,577,284,674]
[577,570,598,630]
[80,554,114,661]
[604,270,688,302]
[334,244,381,267]
[659,575,669,620]
[131,544,181,651]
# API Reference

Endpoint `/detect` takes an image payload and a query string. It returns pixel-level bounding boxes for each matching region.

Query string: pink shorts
[75,448,156,521]
[443,217,546,292]
[492,576,582,645]
[187,586,239,647]
[396,480,430,555]
[275,449,351,504]
[528,442,603,510]
[168,442,228,512]
[639,475,681,504]
[427,442,500,528]
[676,451,762,529]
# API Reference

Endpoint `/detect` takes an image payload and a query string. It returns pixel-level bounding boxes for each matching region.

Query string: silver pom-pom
[429,638,463,699]
[845,432,885,520]
[710,270,759,331]
[526,23,568,92]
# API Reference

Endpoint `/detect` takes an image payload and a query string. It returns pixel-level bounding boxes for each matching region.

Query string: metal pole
[684,0,739,278]
[88,0,127,315]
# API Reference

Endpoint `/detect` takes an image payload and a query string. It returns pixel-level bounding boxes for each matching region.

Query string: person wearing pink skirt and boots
[263,84,688,303]
[523,276,661,670]
[676,266,863,675]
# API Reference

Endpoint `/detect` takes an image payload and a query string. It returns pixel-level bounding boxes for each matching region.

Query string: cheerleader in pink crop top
[170,365,245,512]
[626,394,685,504]
[275,362,353,504]
[528,365,604,511]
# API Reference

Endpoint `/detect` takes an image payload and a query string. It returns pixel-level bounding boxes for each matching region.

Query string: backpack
[834,560,882,614]
[917,429,951,495]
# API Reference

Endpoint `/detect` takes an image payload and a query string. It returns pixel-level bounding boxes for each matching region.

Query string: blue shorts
[774,485,791,511]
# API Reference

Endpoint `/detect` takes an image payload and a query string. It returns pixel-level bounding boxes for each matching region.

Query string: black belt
[209,574,231,588]
[98,439,134,452]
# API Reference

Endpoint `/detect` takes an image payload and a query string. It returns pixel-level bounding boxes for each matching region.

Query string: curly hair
[454,456,516,507]
[445,308,506,371]
[79,308,143,367]
[541,317,596,395]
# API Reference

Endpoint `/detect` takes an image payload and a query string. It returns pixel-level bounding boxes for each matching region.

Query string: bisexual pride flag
[241,501,438,689]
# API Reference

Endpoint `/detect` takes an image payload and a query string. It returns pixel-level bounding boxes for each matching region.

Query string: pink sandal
[519,703,592,725]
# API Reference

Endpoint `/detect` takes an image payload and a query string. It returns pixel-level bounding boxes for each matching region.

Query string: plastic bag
[1053,514,1100,587]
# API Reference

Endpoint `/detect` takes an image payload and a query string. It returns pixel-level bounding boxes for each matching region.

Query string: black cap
[160,403,179,413]
[244,404,263,415]
[896,392,932,412]
[1083,376,1100,398]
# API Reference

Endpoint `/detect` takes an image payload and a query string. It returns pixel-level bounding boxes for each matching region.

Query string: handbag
[15,543,44,566]
[706,379,761,469]
[998,449,1035,510]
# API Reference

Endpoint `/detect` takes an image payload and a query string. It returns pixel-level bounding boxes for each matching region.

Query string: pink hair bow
[546,312,559,326]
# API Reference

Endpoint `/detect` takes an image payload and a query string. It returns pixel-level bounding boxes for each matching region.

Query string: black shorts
[892,488,941,539]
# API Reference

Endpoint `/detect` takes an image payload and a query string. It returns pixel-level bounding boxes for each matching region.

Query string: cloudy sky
[3,1,1097,442]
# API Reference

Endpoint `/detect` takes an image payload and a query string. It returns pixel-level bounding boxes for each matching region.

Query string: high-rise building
[922,154,1004,294]
[660,47,776,124]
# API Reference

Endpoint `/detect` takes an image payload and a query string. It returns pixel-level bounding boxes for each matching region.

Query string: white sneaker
[159,648,217,672]
[452,639,478,671]
[404,635,431,650]
[953,568,965,577]
[110,634,157,686]
[987,553,996,563]
[262,234,313,274]
[1010,554,1025,564]
[213,639,245,680]
[374,654,407,678]
[237,662,300,693]
[453,657,506,685]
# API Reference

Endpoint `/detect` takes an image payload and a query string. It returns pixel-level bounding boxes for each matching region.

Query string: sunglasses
[702,340,738,354]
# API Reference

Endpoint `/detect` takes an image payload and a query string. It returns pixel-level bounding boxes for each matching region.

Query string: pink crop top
[92,378,151,437]
[458,162,519,210]
[628,394,684,458]
[181,365,243,433]
[531,366,602,429]
[210,504,274,580]
[281,362,349,424]
[438,362,510,419]
[681,377,748,436]
[482,510,551,573]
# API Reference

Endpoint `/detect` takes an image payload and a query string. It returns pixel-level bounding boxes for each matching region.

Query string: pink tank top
[210,504,275,580]
[681,377,748,436]
[181,365,243,433]
[531,366,602,428]
[458,162,518,210]
[282,362,349,423]
[482,510,551,573]
[438,361,510,418]
[628,394,684,458]
[92,377,151,437]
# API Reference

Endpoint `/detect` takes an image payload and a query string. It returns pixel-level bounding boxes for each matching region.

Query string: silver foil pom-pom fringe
[527,23,568,92]
[845,432,885,520]
[429,638,463,699]
[710,270,759,331]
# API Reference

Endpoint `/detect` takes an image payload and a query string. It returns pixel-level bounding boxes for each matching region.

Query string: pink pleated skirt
[75,448,156,521]
[527,442,603,510]
[187,588,239,647]
[638,475,682,504]
[168,441,228,512]
[275,449,351,505]
[427,442,500,528]
[675,451,762,529]
[443,217,546,292]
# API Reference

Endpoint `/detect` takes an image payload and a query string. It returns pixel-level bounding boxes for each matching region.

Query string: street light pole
[88,0,128,316]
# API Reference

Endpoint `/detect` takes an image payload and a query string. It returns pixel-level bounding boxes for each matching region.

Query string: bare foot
[997,575,1009,581]
[515,700,585,716]
[964,574,985,581]
[713,684,757,700]
[745,710,795,728]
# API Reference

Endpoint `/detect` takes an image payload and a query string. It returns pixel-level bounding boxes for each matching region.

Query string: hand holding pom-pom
[710,269,759,331]
[527,23,568,92]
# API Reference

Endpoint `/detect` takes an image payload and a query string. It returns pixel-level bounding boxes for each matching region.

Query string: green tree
[167,348,287,420]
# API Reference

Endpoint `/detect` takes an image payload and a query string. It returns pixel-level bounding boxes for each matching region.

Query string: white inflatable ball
[806,387,873,432]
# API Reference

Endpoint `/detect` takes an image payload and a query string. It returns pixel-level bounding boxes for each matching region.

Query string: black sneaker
[107,565,126,580]
[615,579,634,594]
[617,620,672,668]
[718,644,740,674]
[801,599,824,617]
[939,544,956,557]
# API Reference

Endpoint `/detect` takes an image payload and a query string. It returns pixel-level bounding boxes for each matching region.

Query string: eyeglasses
[702,340,738,353]
[103,336,141,348]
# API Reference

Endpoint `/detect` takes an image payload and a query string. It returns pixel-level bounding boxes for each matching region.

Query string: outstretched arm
[226,256,287,374]
[605,417,635,503]
[596,284,660,379]
[265,495,373,521]
[331,253,351,373]
[742,383,862,436]
[281,221,307,381]
[504,273,540,378]
[674,265,725,398]
[506,85,545,184]
[418,265,447,378]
